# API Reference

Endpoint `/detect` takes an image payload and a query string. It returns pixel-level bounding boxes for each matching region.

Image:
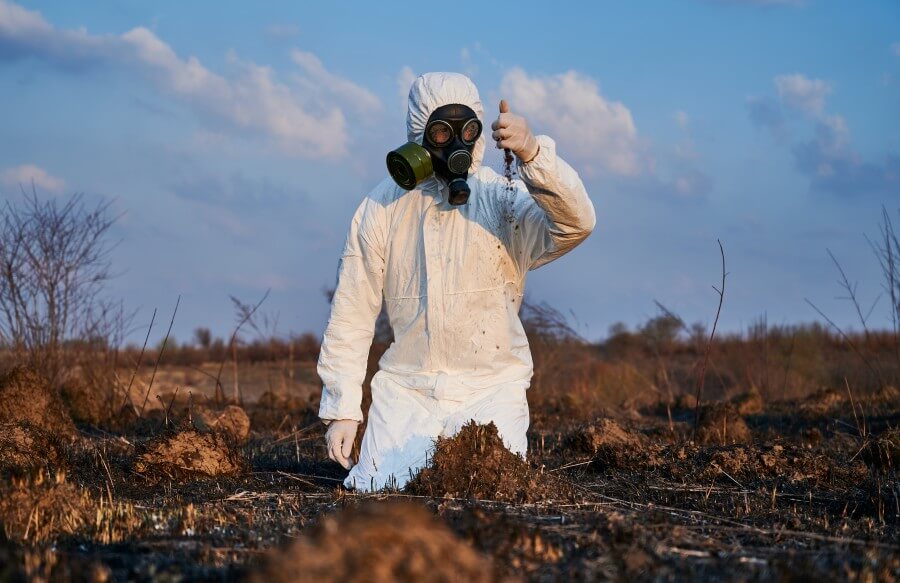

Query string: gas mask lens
[426,121,453,147]
[461,119,482,144]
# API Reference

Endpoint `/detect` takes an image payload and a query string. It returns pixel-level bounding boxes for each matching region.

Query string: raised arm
[492,99,596,270]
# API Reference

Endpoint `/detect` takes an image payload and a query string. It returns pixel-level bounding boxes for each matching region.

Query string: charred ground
[0,355,896,582]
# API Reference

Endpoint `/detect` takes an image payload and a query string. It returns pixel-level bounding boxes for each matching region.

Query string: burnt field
[0,360,897,582]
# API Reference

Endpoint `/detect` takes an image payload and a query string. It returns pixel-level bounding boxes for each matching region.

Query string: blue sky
[1,0,898,343]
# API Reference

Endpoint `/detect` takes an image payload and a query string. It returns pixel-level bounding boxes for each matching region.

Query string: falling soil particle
[249,502,514,583]
[695,404,751,445]
[406,421,574,503]
[730,389,764,415]
[134,428,244,482]
[0,422,64,473]
[0,367,75,439]
[565,418,647,468]
[193,405,251,442]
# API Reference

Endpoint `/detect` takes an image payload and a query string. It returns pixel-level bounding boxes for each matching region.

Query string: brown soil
[800,388,844,415]
[60,377,110,426]
[730,389,764,415]
[134,428,244,482]
[695,404,752,445]
[406,422,574,503]
[565,418,649,468]
[249,502,513,583]
[0,367,76,439]
[0,422,64,473]
[193,405,251,441]
[698,444,869,486]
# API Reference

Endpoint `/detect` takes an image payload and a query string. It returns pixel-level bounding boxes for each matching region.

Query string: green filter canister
[386,142,433,190]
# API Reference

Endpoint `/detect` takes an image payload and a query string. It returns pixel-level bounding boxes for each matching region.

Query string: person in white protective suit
[317,72,595,491]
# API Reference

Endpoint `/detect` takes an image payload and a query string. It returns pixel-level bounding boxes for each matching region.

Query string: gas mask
[386,103,482,205]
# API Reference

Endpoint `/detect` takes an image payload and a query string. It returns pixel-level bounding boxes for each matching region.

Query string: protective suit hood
[406,72,486,179]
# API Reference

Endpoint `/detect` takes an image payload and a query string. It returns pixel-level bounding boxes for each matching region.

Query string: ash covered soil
[1,371,898,582]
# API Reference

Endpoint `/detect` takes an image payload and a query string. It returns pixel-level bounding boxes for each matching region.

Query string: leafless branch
[693,240,727,437]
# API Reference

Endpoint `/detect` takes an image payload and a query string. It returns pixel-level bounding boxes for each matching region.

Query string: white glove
[491,99,540,163]
[325,419,359,470]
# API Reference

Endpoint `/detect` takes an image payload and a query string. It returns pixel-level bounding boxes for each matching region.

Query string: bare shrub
[0,190,126,388]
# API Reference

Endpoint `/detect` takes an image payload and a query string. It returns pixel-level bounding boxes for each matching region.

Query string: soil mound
[249,502,510,583]
[0,367,75,439]
[134,428,244,482]
[695,404,751,445]
[193,405,251,441]
[800,388,844,416]
[565,418,647,468]
[0,422,64,473]
[406,422,572,503]
[730,390,764,415]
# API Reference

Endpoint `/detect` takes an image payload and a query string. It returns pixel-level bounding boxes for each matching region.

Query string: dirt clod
[249,502,511,583]
[566,418,648,468]
[407,421,573,503]
[134,428,244,482]
[695,404,751,445]
[0,367,75,439]
[0,422,64,473]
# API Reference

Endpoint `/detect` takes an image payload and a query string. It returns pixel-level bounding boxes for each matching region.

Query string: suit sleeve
[511,134,596,270]
[316,198,385,422]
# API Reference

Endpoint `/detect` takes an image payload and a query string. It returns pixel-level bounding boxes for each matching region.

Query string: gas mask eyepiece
[386,103,481,205]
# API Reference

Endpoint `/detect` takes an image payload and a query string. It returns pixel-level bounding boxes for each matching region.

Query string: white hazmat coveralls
[317,72,596,491]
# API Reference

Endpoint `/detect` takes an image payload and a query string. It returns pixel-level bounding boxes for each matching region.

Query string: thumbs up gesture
[491,99,540,163]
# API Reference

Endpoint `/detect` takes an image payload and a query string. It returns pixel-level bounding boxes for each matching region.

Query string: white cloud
[892,42,900,57]
[0,0,377,158]
[774,74,831,116]
[674,110,689,130]
[749,73,898,196]
[1,164,65,193]
[500,67,641,176]
[290,49,381,116]
[396,66,416,113]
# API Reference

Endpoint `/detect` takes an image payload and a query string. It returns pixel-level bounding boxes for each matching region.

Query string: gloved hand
[325,419,359,469]
[491,99,540,163]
